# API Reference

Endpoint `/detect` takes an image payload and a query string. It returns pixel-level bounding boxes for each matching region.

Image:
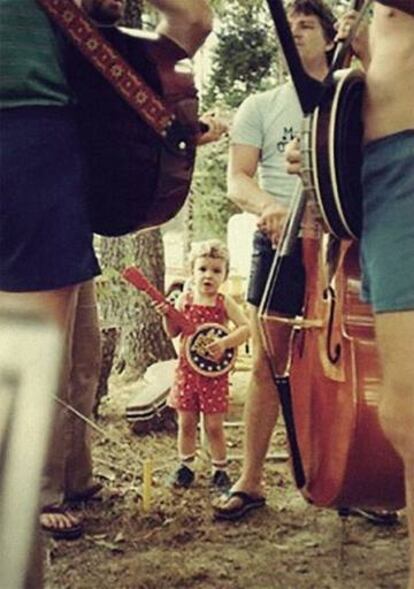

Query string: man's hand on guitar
[82,0,125,25]
[197,113,229,146]
[335,8,371,65]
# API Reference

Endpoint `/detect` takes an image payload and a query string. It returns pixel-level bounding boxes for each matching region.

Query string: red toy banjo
[122,267,237,377]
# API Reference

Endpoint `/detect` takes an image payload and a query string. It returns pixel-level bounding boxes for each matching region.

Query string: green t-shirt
[0,0,73,108]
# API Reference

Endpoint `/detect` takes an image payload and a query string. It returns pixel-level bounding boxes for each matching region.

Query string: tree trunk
[98,230,176,380]
[183,192,194,269]
[95,0,177,382]
[94,325,119,417]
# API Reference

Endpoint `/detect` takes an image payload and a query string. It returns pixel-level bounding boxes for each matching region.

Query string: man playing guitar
[0,0,214,583]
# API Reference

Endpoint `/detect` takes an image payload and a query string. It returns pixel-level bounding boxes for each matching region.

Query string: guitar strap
[37,0,175,136]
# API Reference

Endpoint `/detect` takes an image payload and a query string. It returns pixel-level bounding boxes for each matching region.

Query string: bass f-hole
[323,286,341,365]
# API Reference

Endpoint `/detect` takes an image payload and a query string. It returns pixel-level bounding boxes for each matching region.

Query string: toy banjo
[122,266,236,377]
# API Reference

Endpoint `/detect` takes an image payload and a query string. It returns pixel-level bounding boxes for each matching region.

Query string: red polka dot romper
[168,292,229,414]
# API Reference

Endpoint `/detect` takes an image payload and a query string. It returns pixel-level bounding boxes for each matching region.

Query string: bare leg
[204,413,226,463]
[65,280,101,497]
[151,0,212,57]
[169,410,199,487]
[0,286,82,547]
[375,311,414,589]
[177,410,198,459]
[40,286,81,511]
[0,286,79,330]
[222,305,290,507]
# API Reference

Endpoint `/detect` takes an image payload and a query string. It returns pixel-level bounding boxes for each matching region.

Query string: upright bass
[259,0,405,510]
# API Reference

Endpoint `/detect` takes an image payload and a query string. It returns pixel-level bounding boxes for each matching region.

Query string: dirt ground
[45,356,409,589]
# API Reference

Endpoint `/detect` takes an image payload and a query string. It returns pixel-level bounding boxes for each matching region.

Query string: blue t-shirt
[231,83,302,204]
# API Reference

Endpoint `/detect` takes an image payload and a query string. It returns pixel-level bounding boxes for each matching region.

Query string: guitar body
[311,68,365,240]
[66,29,199,236]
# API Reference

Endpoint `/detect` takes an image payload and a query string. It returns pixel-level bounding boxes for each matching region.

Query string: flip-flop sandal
[338,507,399,526]
[213,491,266,521]
[65,482,103,504]
[41,505,84,540]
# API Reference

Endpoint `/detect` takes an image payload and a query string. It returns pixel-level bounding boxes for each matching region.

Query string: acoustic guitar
[38,0,201,237]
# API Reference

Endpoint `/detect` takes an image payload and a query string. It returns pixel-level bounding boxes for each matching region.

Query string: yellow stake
[142,459,152,512]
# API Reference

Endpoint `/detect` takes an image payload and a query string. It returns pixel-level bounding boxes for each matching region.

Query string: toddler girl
[160,239,250,490]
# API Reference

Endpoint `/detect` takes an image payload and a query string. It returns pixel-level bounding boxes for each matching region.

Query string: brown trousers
[41,279,101,506]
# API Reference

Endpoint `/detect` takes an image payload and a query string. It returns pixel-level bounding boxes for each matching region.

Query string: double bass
[259,0,405,510]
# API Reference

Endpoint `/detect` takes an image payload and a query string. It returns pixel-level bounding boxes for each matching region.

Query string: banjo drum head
[331,68,365,240]
[185,322,236,377]
[312,68,365,240]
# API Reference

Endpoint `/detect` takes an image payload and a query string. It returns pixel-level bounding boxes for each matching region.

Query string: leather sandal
[213,491,266,521]
[337,507,399,526]
[40,505,84,540]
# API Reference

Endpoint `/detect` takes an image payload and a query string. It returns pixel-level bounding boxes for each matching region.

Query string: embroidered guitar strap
[37,0,175,136]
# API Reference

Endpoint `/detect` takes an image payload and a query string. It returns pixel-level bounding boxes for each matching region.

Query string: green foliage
[203,1,278,110]
[192,0,346,244]
[191,138,238,242]
[192,1,279,241]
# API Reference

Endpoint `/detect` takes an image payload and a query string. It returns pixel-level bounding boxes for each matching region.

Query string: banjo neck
[266,0,325,114]
[122,266,195,335]
[266,0,367,115]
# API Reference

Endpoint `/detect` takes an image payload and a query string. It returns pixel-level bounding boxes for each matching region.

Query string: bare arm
[376,0,414,16]
[227,143,273,215]
[335,9,371,68]
[148,0,213,57]
[204,295,250,361]
[228,143,288,244]
[220,295,250,349]
[81,0,213,55]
